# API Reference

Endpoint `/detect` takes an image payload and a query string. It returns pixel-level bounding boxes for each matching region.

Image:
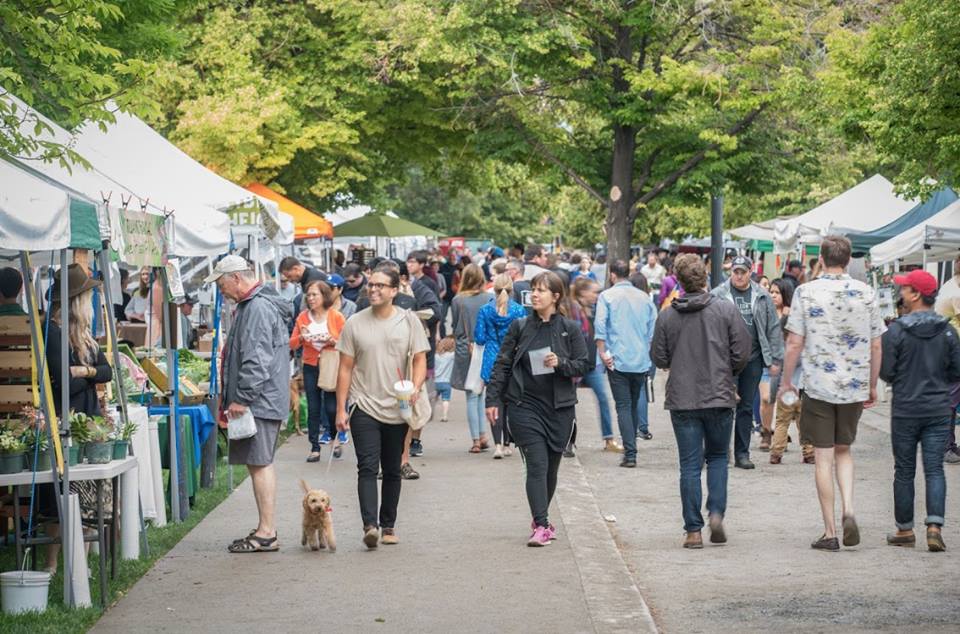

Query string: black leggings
[519,436,562,528]
[351,408,408,529]
[491,401,512,446]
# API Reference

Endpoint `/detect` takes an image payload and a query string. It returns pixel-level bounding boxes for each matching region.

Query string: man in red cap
[880,269,960,552]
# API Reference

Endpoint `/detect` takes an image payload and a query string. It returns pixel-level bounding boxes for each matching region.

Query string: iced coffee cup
[394,380,415,422]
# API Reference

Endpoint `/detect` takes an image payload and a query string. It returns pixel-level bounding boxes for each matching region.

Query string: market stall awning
[841,187,958,253]
[0,160,72,252]
[332,212,440,238]
[773,175,916,253]
[870,198,960,265]
[245,184,333,240]
[729,216,794,242]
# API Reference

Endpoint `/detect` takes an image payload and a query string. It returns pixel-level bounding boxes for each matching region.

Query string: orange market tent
[246,183,334,241]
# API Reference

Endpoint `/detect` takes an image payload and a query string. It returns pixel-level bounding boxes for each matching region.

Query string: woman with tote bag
[290,280,345,462]
[450,264,494,453]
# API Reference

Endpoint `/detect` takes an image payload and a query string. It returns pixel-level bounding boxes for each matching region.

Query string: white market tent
[0,160,72,252]
[773,175,916,253]
[870,198,960,266]
[73,107,295,251]
[729,217,793,242]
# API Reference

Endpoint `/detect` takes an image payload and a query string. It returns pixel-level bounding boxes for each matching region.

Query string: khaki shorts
[799,395,863,448]
[229,418,281,466]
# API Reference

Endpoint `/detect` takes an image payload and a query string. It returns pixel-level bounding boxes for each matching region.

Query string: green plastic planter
[85,441,114,464]
[0,453,25,474]
[26,450,51,473]
[68,446,79,466]
[112,440,130,460]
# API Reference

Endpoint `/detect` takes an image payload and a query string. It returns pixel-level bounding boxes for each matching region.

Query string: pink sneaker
[527,525,552,547]
[530,520,558,541]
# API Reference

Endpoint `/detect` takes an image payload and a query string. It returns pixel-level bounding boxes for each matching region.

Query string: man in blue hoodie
[880,270,960,552]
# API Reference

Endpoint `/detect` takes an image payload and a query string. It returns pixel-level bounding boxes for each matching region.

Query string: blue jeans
[891,416,949,529]
[581,365,614,439]
[670,408,734,532]
[608,370,648,461]
[734,357,764,460]
[302,363,337,452]
[466,388,487,439]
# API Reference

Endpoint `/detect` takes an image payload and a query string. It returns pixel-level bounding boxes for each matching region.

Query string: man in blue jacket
[880,270,960,552]
[596,259,658,468]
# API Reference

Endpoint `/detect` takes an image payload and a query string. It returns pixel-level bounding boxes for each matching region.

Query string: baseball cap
[326,273,345,288]
[893,270,937,297]
[203,255,249,284]
[731,255,752,272]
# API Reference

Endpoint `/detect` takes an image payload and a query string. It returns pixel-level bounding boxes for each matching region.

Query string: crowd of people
[204,235,957,553]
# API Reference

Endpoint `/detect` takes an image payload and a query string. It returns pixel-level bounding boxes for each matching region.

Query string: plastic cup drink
[394,380,415,422]
[780,390,798,407]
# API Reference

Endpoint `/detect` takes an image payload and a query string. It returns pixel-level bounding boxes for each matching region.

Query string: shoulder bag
[404,311,433,430]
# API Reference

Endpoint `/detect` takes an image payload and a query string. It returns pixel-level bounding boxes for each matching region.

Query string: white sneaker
[493,445,504,459]
[503,446,513,457]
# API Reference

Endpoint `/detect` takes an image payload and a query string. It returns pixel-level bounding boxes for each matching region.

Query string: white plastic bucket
[1,570,51,615]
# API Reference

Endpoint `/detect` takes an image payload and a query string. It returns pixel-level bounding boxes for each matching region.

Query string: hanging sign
[118,210,167,266]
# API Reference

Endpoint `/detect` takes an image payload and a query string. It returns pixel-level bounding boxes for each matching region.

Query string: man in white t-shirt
[336,267,429,549]
[639,252,666,292]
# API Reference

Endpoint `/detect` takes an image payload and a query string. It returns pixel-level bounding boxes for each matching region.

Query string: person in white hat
[207,256,294,553]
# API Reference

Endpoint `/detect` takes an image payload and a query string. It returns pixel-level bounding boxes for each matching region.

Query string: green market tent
[332,212,441,238]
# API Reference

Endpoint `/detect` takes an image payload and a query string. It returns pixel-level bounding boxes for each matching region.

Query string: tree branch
[516,123,608,207]
[632,104,768,210]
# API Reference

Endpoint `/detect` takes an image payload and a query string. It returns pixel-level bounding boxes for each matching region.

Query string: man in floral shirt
[778,235,884,552]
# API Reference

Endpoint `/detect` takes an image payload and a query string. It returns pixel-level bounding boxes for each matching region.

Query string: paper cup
[394,380,415,422]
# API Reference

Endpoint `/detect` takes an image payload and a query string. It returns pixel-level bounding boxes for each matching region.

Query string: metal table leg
[111,475,118,578]
[12,491,22,568]
[96,480,107,608]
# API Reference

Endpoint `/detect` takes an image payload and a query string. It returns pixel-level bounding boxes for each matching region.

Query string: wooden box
[139,356,205,405]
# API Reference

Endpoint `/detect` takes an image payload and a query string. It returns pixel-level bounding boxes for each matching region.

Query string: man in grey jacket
[711,255,784,469]
[208,255,293,553]
[652,254,752,549]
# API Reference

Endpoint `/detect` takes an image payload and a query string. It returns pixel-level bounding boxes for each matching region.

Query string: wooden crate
[139,356,205,405]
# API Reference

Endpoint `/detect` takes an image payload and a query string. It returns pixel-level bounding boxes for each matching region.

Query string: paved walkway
[573,375,960,633]
[93,395,652,634]
[93,376,959,633]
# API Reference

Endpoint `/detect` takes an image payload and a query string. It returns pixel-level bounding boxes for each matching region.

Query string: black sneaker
[734,458,755,470]
[619,458,637,468]
[563,444,576,458]
[639,432,653,440]
[410,439,423,457]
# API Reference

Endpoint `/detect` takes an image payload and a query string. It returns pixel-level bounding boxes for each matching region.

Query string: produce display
[178,349,210,385]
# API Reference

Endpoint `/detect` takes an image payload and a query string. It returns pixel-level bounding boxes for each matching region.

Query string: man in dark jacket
[652,254,751,549]
[880,270,960,552]
[209,255,293,553]
[279,256,327,293]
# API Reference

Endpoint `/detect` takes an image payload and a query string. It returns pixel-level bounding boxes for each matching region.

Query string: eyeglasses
[368,283,397,291]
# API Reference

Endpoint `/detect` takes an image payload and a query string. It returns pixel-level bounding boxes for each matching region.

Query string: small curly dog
[299,479,336,553]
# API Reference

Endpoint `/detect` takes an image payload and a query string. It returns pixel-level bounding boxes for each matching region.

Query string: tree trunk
[604,22,637,270]
[605,122,636,267]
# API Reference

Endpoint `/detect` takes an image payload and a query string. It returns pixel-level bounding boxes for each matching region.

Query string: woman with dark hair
[768,277,813,464]
[485,272,591,546]
[451,264,493,452]
[290,280,345,461]
[571,276,619,453]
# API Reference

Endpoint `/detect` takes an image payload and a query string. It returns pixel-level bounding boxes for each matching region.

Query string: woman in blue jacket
[474,274,527,459]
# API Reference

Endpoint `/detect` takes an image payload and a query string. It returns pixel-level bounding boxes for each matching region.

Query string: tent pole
[58,250,74,606]
[98,245,129,428]
[162,270,181,523]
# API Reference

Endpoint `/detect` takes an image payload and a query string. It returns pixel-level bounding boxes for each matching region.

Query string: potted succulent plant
[0,426,27,474]
[84,417,114,464]
[69,411,92,463]
[112,419,137,460]
[21,407,51,472]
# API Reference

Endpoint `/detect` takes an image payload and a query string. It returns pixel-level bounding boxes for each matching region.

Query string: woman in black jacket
[485,272,590,547]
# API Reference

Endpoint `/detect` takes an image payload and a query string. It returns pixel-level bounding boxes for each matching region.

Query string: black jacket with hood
[651,291,752,411]
[485,313,591,410]
[880,310,960,418]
